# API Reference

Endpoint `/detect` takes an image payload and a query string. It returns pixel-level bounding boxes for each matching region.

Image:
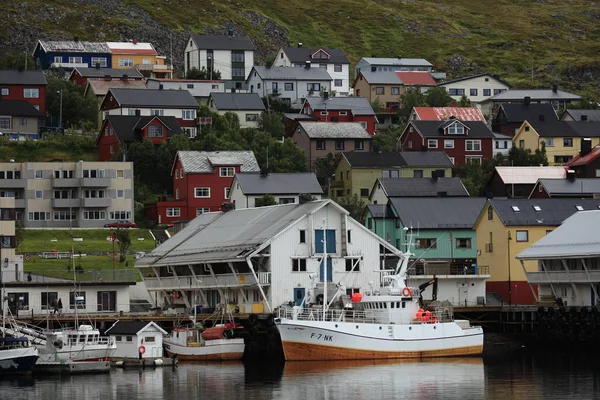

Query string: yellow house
[330,151,453,201]
[474,198,600,305]
[107,41,173,79]
[513,119,600,165]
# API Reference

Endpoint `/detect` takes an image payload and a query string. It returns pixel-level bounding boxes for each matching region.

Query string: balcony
[144,272,271,290]
[51,178,80,188]
[81,177,110,187]
[330,180,344,188]
[52,198,81,208]
[135,64,173,72]
[51,62,88,69]
[527,270,600,284]
[0,179,26,189]
[82,198,111,208]
[14,199,25,209]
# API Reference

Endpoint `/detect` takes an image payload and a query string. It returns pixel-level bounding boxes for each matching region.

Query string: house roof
[488,198,600,226]
[36,40,111,54]
[389,197,486,229]
[105,321,167,335]
[437,73,511,88]
[395,72,436,86]
[210,93,265,111]
[251,66,332,81]
[86,79,148,97]
[516,210,600,260]
[284,113,319,122]
[283,47,350,64]
[410,120,495,138]
[297,122,372,139]
[106,42,158,55]
[72,67,143,79]
[358,70,403,85]
[306,96,375,116]
[366,204,394,218]
[488,89,581,102]
[0,100,43,118]
[359,58,433,67]
[0,70,48,85]
[562,109,600,122]
[536,178,600,197]
[497,103,558,123]
[234,172,323,195]
[412,107,486,122]
[103,115,181,143]
[190,34,256,51]
[107,88,197,108]
[378,177,469,197]
[176,151,260,174]
[566,146,600,167]
[493,166,566,184]
[526,120,600,138]
[342,152,452,168]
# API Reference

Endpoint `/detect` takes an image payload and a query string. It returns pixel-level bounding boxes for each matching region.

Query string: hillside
[2,0,600,96]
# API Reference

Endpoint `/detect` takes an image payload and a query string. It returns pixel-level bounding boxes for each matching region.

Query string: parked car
[104,220,137,228]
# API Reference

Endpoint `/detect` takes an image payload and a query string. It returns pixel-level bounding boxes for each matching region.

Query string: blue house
[33,40,112,70]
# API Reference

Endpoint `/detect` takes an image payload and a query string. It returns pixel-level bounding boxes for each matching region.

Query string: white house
[246,66,332,106]
[184,34,255,89]
[105,321,167,359]
[135,199,403,313]
[146,78,225,105]
[438,74,511,108]
[273,44,351,96]
[208,92,265,128]
[229,172,323,209]
[354,57,434,78]
[493,132,512,156]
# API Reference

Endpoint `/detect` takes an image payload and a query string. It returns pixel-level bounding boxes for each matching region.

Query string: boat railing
[278,307,376,323]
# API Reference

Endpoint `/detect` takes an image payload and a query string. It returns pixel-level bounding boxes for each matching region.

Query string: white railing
[527,270,600,284]
[277,306,454,324]
[144,272,271,290]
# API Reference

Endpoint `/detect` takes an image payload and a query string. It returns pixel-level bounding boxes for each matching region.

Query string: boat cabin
[0,337,31,350]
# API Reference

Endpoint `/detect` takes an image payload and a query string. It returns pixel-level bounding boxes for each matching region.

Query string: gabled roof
[497,103,558,123]
[398,152,454,167]
[412,107,485,122]
[105,88,197,108]
[357,70,403,85]
[0,70,48,85]
[409,120,495,138]
[488,89,581,102]
[389,197,486,229]
[562,109,600,122]
[566,146,600,167]
[365,204,394,218]
[86,79,147,97]
[234,172,323,195]
[438,73,511,88]
[36,40,111,54]
[526,120,600,138]
[377,177,469,197]
[342,152,452,168]
[101,115,181,143]
[535,178,600,197]
[0,100,43,118]
[105,321,167,335]
[297,122,371,139]
[488,198,600,226]
[72,67,143,79]
[282,47,350,64]
[359,57,433,67]
[492,166,566,184]
[190,34,256,51]
[106,42,158,55]
[395,72,436,86]
[306,97,375,116]
[210,93,265,111]
[516,210,600,260]
[251,66,332,81]
[176,151,260,174]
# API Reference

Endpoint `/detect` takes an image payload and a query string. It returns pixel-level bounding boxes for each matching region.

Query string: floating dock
[34,360,111,375]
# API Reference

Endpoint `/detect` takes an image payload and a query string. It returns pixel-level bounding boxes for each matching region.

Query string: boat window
[402,302,406,309]
[390,302,395,309]
[396,302,400,308]
[79,335,86,343]
[384,302,388,309]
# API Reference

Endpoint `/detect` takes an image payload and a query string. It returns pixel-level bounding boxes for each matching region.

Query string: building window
[118,58,134,67]
[0,236,16,248]
[545,138,554,147]
[413,170,423,178]
[487,206,493,220]
[516,230,529,242]
[69,291,86,310]
[316,140,326,150]
[82,211,106,220]
[375,87,384,95]
[224,187,231,199]
[109,211,131,220]
[391,87,400,95]
[347,230,352,243]
[444,140,454,149]
[83,169,105,178]
[116,169,124,178]
[334,64,342,72]
[1,88,8,96]
[53,56,62,63]
[220,167,235,177]
[34,170,43,179]
[465,140,481,151]
[151,109,164,116]
[483,89,491,96]
[466,156,482,164]
[41,292,58,310]
[0,117,10,130]
[307,83,321,92]
[23,88,40,98]
[360,188,369,197]
[292,259,307,272]
[428,139,438,148]
[232,68,245,78]
[231,51,245,62]
[345,258,360,272]
[246,114,259,122]
[35,190,43,199]
[194,188,210,198]
[284,83,294,91]
[335,140,345,150]
[279,198,295,204]
[196,208,210,216]
[147,125,164,138]
[339,111,347,116]
[334,79,342,87]
[448,88,465,96]
[355,140,364,150]
[91,57,107,67]
[519,140,525,149]
[415,238,436,249]
[563,138,573,147]
[448,124,464,135]
[494,89,506,95]
[299,230,306,243]
[28,212,50,221]
[182,110,195,120]
[470,88,478,96]
[7,293,29,311]
[166,208,181,217]
[456,238,472,248]
[116,189,124,199]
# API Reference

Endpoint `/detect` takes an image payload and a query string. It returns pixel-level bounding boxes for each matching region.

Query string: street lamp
[57,90,63,130]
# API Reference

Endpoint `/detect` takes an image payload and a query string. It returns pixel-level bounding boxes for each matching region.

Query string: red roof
[413,107,486,122]
[566,146,600,167]
[396,72,436,86]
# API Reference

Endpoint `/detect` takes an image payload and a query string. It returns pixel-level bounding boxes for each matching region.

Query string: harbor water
[1,349,599,399]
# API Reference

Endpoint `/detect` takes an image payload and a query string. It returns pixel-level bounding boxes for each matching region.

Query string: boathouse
[105,321,167,358]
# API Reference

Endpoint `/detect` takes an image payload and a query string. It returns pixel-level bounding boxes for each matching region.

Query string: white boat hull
[0,347,39,373]
[37,344,117,363]
[163,338,245,361]
[276,318,483,361]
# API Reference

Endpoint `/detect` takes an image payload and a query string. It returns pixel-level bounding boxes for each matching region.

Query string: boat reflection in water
[282,358,485,399]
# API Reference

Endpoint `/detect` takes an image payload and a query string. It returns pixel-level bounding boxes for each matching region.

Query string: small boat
[163,322,245,361]
[37,324,117,363]
[0,337,39,373]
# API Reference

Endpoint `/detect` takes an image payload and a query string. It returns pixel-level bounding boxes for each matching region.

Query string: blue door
[315,229,336,253]
[294,288,305,306]
[319,259,333,282]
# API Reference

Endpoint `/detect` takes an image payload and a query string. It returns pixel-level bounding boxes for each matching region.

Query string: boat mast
[322,216,327,322]
[72,246,78,327]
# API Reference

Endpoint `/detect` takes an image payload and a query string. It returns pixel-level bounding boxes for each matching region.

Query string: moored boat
[0,337,39,374]
[163,322,245,361]
[36,324,117,363]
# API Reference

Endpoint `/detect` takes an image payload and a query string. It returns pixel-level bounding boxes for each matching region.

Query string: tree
[453,160,495,196]
[185,67,221,80]
[313,153,341,195]
[425,87,454,107]
[14,221,24,251]
[116,229,132,262]
[254,194,277,207]
[0,51,37,70]
[495,142,549,167]
[46,75,97,129]
[336,194,366,221]
[370,97,385,113]
[457,94,472,107]
[262,96,293,113]
[399,88,426,118]
[257,111,285,138]
[372,123,406,152]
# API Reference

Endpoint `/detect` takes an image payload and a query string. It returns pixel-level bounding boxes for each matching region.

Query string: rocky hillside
[3,0,600,96]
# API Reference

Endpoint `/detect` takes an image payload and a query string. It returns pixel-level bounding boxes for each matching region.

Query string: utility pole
[57,89,63,130]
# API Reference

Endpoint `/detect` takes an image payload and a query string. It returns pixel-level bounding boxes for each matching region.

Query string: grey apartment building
[0,161,134,228]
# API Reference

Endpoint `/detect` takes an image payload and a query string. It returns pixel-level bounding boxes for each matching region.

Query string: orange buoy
[402,287,413,297]
[138,345,146,354]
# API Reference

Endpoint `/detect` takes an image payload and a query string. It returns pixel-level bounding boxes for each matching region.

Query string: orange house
[107,41,173,78]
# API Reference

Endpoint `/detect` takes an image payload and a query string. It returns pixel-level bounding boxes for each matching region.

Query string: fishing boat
[0,288,39,373]
[36,324,117,363]
[275,229,484,361]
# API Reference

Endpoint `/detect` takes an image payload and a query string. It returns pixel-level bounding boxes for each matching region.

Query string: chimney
[371,54,377,58]
[371,66,376,72]
[323,91,329,100]
[437,191,448,197]
[95,63,100,69]
[104,74,111,80]
[566,169,576,181]
[299,193,312,204]
[133,38,138,45]
[581,114,588,121]
[121,74,129,80]
[305,61,311,69]
[538,114,545,122]
[222,202,235,212]
[260,170,269,178]
[228,29,234,37]
[298,42,303,48]
[581,138,592,157]
[159,83,164,90]
[524,96,531,106]
[552,83,558,93]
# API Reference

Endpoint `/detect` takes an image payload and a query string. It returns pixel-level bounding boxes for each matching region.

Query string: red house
[144,150,260,225]
[69,66,144,87]
[302,96,377,135]
[0,70,48,114]
[399,120,494,166]
[96,115,182,161]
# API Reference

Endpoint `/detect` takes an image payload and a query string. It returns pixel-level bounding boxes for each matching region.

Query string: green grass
[19,229,157,253]
[24,255,139,281]
[0,136,97,163]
